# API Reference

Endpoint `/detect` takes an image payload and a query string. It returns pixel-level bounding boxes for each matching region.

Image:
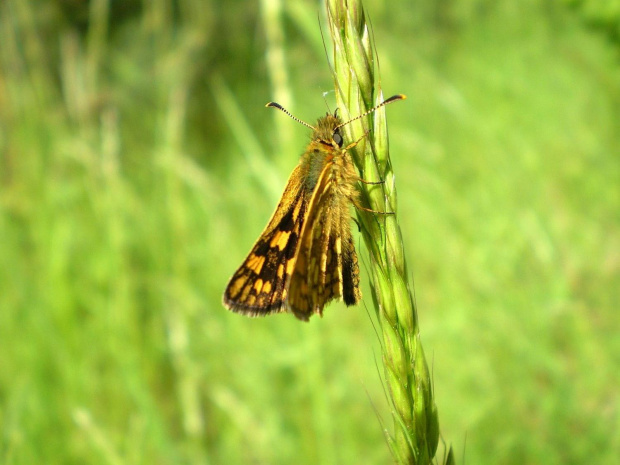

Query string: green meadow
[1,0,618,463]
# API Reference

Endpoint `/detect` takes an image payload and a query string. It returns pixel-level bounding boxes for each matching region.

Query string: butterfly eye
[333,132,343,147]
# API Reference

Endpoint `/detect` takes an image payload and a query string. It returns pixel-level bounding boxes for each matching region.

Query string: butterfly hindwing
[288,158,360,320]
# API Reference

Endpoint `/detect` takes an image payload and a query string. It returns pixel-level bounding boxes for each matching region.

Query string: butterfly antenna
[266,102,316,131]
[335,94,406,130]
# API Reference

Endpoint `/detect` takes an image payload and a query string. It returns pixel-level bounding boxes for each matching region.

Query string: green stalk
[326,1,447,463]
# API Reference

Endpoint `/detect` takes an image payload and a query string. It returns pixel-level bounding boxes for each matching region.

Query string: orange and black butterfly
[223,95,405,321]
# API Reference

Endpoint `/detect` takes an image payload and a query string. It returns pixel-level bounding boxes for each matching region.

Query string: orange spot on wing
[229,277,246,297]
[269,231,291,250]
[286,258,295,275]
[246,254,266,274]
[240,282,251,301]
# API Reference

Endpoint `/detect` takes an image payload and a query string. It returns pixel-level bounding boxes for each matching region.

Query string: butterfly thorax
[301,114,353,192]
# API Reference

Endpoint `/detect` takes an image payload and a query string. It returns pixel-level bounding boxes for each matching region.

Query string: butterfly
[223,95,405,321]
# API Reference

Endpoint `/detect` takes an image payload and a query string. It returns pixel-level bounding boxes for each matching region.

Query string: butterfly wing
[223,164,310,316]
[288,159,361,320]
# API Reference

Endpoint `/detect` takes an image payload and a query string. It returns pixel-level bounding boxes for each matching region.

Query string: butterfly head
[313,114,344,148]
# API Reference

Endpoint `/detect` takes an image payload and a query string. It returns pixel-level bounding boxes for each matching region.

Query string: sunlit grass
[0,1,619,464]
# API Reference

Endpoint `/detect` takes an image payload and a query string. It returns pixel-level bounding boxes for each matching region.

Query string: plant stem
[326,1,445,463]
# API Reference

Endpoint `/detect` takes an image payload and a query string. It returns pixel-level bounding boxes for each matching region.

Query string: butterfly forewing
[223,165,309,316]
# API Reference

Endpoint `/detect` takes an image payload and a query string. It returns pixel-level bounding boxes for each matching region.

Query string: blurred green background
[1,0,619,464]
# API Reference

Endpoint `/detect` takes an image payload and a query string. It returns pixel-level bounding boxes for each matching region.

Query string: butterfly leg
[351,200,395,215]
[343,130,370,151]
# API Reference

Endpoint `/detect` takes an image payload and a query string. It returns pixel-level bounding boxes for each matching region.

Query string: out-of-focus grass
[0,1,618,464]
